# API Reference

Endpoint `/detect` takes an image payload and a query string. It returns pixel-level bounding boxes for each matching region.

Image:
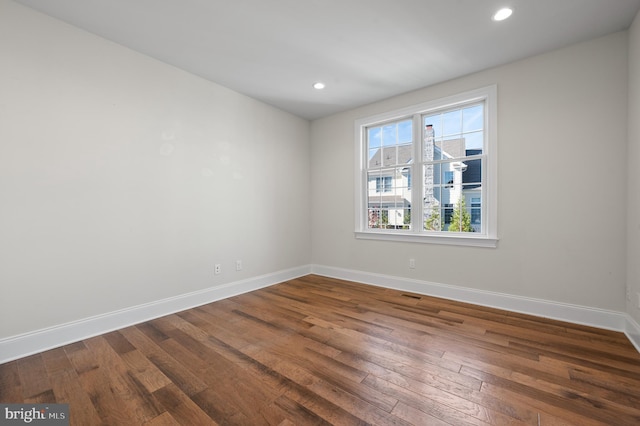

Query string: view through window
[356,86,497,247]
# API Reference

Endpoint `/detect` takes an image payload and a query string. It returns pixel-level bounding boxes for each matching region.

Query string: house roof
[368,138,469,168]
[463,149,482,189]
[368,144,482,189]
[368,145,413,168]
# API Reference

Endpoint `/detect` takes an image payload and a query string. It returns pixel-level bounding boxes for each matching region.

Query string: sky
[367,102,484,159]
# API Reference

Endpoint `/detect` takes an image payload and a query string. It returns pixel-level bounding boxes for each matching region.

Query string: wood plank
[143,411,181,426]
[0,360,23,402]
[16,354,51,400]
[363,373,519,425]
[82,336,165,423]
[2,275,640,425]
[65,339,136,425]
[40,347,103,426]
[118,326,208,397]
[392,401,452,426]
[152,383,217,426]
[464,365,640,425]
[121,349,172,393]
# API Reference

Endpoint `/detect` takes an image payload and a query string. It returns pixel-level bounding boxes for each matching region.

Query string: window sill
[354,231,498,248]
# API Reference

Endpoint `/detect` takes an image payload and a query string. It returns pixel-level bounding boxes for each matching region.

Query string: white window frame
[354,85,498,248]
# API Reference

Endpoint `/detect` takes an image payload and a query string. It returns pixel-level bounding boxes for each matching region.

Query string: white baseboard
[0,266,311,364]
[311,264,640,352]
[3,264,639,364]
[624,315,640,353]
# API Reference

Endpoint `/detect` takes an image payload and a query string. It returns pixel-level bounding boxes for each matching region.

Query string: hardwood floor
[2,275,640,425]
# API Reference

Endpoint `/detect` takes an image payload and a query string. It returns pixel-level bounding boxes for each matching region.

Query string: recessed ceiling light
[493,7,513,21]
[313,82,326,90]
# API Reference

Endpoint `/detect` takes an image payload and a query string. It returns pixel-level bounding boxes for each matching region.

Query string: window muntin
[471,197,481,227]
[355,86,497,247]
[423,103,484,233]
[365,119,413,230]
[373,176,392,193]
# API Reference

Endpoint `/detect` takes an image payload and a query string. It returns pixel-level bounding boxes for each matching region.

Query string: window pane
[462,158,482,187]
[384,176,392,192]
[421,103,485,233]
[464,131,483,152]
[368,207,389,229]
[425,160,481,233]
[367,170,380,193]
[368,127,381,149]
[463,104,483,133]
[382,147,395,167]
[442,109,462,137]
[433,139,444,160]
[424,114,442,141]
[426,124,469,160]
[403,167,412,190]
[444,170,454,187]
[440,186,454,206]
[367,167,412,230]
[440,138,465,159]
[431,163,442,186]
[368,121,414,169]
[432,169,442,201]
[447,194,475,233]
[424,163,437,204]
[442,203,454,230]
[369,148,381,168]
[398,120,412,143]
[440,186,460,231]
[368,174,386,229]
[425,102,484,158]
[464,187,482,232]
[388,204,406,228]
[382,124,396,146]
[383,145,413,166]
[358,86,495,242]
[424,162,441,231]
[368,173,394,193]
[404,208,412,230]
[399,144,413,164]
[424,124,438,161]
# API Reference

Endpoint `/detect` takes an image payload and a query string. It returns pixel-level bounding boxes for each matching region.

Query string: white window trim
[354,85,498,248]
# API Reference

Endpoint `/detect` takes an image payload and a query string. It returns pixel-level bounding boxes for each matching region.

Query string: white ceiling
[14,0,640,120]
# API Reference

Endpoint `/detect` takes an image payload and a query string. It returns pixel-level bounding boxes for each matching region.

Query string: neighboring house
[367,145,413,229]
[367,140,481,231]
[462,149,482,232]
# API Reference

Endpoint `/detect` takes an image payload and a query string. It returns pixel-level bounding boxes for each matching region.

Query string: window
[355,86,497,247]
[444,171,454,188]
[375,176,392,193]
[471,197,481,228]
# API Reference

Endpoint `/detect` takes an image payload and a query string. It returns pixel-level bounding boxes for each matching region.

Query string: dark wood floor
[2,275,640,425]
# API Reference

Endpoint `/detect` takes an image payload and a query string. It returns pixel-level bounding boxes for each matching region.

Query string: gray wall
[0,0,311,338]
[2,0,639,343]
[311,31,629,312]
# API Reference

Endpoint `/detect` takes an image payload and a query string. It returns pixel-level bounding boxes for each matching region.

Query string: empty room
[2,0,640,424]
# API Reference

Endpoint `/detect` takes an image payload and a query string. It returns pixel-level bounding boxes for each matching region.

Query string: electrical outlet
[409,258,415,269]
[214,264,221,275]
[236,260,242,271]
[637,292,640,309]
[627,286,632,302]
